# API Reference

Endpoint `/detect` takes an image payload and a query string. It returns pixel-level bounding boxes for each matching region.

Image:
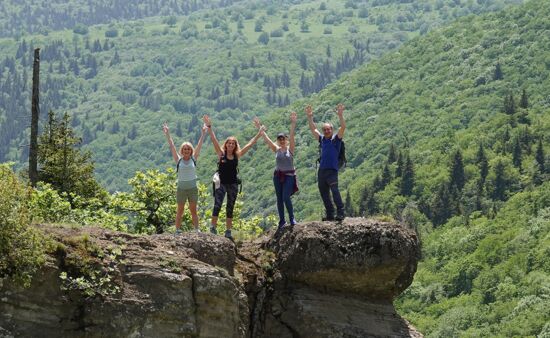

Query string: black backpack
[317,138,347,170]
[213,154,243,195]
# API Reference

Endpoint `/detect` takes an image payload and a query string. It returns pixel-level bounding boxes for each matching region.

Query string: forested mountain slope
[0,0,523,191]
[0,0,241,37]
[245,0,549,335]
[249,0,549,221]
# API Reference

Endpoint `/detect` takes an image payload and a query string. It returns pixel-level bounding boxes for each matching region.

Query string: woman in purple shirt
[254,112,298,229]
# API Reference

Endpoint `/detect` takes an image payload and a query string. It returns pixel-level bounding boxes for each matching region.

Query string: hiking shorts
[177,186,198,204]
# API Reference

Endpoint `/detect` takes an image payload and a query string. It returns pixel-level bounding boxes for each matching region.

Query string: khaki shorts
[177,186,198,204]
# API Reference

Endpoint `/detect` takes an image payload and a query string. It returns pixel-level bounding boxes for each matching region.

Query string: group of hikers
[162,104,346,241]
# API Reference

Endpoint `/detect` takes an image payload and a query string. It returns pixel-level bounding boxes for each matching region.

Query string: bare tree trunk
[29,48,40,187]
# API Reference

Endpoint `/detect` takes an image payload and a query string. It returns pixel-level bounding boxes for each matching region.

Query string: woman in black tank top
[203,115,265,241]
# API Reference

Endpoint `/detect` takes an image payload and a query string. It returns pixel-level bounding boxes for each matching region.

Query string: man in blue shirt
[306,104,346,221]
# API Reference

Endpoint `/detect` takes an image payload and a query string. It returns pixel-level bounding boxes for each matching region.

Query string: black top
[219,153,239,184]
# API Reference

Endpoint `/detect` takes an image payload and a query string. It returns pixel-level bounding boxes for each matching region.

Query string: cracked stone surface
[0,218,422,337]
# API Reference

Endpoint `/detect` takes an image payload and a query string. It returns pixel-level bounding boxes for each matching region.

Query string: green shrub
[0,164,46,287]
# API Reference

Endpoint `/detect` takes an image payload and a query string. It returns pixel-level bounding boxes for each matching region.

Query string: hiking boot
[175,228,183,235]
[224,230,234,242]
[322,216,335,221]
[194,227,201,233]
[290,219,298,226]
[335,215,345,222]
[209,226,217,235]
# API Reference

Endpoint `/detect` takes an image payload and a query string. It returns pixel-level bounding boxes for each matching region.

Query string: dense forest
[0,0,240,37]
[0,0,523,192]
[249,0,549,335]
[1,0,549,336]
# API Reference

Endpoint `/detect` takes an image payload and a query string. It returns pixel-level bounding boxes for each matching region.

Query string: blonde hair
[222,136,241,157]
[179,142,195,157]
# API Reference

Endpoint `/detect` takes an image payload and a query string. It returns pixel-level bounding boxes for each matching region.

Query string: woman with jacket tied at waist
[254,112,299,230]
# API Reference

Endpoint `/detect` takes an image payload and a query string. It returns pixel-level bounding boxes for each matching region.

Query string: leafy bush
[0,164,46,287]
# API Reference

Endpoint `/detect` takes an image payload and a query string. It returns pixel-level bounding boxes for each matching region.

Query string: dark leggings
[212,183,239,218]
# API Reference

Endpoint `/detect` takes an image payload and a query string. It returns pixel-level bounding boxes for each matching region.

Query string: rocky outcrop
[0,218,421,337]
[239,218,421,337]
[0,227,247,337]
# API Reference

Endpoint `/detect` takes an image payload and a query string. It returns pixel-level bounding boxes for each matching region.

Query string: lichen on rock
[0,218,422,337]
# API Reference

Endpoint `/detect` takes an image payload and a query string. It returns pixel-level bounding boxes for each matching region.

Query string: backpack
[317,137,347,170]
[176,157,196,173]
[213,154,242,195]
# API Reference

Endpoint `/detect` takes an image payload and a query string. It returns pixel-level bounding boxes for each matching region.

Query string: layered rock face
[0,218,421,337]
[241,218,422,337]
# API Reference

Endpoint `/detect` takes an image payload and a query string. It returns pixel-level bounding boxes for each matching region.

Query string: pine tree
[232,66,240,80]
[128,124,138,140]
[449,149,465,192]
[493,62,503,80]
[535,138,545,173]
[401,155,414,196]
[492,160,507,201]
[512,137,522,168]
[395,151,404,177]
[476,143,489,184]
[110,50,121,66]
[519,126,532,155]
[299,53,307,70]
[387,143,397,164]
[82,124,93,144]
[38,112,103,203]
[372,175,383,193]
[281,67,290,87]
[519,89,528,109]
[224,79,230,95]
[431,183,452,227]
[503,93,516,115]
[381,163,392,187]
[501,127,511,154]
[299,72,309,96]
[110,121,120,134]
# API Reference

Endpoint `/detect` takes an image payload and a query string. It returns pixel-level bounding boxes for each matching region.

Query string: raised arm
[305,105,321,140]
[289,111,297,154]
[203,115,223,156]
[254,117,278,152]
[194,125,208,161]
[336,103,346,139]
[163,122,179,163]
[239,125,265,158]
